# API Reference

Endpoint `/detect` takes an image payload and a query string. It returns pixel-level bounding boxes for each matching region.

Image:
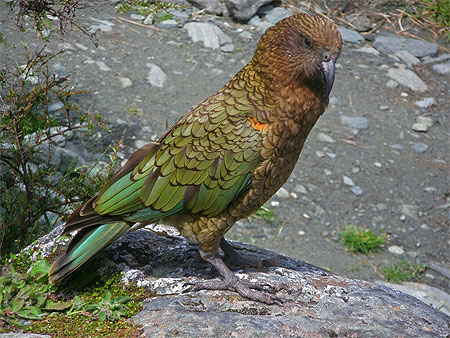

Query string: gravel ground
[1,1,448,298]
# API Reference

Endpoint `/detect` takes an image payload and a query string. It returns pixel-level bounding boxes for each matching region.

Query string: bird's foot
[194,247,282,305]
[220,238,278,270]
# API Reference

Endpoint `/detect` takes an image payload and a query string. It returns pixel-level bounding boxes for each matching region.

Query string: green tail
[49,222,131,284]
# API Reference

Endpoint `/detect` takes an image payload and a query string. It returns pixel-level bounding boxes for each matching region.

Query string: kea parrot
[49,13,343,304]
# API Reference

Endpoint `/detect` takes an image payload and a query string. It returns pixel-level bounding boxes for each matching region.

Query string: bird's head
[253,13,343,100]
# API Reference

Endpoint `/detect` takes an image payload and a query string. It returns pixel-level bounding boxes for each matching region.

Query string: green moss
[339,225,386,254]
[1,258,147,337]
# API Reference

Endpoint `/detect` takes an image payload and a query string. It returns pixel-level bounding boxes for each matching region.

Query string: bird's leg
[195,247,280,305]
[220,238,277,270]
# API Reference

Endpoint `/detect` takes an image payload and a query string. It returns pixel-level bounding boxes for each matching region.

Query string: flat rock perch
[30,226,450,337]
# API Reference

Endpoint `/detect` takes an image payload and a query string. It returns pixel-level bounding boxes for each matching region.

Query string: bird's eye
[303,37,312,49]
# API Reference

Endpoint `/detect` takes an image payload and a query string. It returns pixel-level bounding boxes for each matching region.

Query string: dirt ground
[1,1,448,294]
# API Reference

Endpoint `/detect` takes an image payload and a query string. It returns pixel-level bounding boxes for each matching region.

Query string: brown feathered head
[253,13,343,100]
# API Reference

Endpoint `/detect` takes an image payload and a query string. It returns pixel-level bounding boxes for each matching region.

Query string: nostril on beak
[323,52,331,62]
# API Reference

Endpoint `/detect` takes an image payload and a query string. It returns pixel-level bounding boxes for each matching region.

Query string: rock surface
[28,225,450,337]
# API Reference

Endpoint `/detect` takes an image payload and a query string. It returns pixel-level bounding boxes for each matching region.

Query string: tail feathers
[49,222,131,284]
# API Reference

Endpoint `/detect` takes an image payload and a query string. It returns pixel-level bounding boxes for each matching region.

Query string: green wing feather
[94,91,263,220]
[49,85,263,284]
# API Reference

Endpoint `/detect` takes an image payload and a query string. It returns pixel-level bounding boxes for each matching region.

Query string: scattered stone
[373,34,438,58]
[270,200,280,207]
[345,14,372,32]
[338,28,364,44]
[143,15,153,25]
[157,20,178,28]
[352,166,360,174]
[186,0,223,15]
[425,273,435,280]
[430,263,450,280]
[84,60,112,72]
[415,97,436,109]
[400,204,419,219]
[355,46,380,56]
[90,18,114,33]
[400,215,407,221]
[130,14,145,21]
[386,79,399,88]
[416,116,434,128]
[298,230,305,235]
[316,132,335,143]
[116,118,127,125]
[351,186,363,196]
[248,16,272,32]
[134,140,147,149]
[411,143,428,153]
[315,150,325,157]
[264,7,291,24]
[432,61,450,75]
[388,245,405,255]
[183,22,232,49]
[387,67,427,92]
[275,187,290,199]
[343,175,355,186]
[221,43,235,53]
[226,0,272,21]
[395,50,420,67]
[376,203,387,211]
[289,192,297,199]
[118,77,132,88]
[422,53,450,64]
[340,115,370,130]
[146,63,167,88]
[379,105,390,111]
[412,123,427,134]
[238,31,252,40]
[326,152,336,159]
[294,184,307,194]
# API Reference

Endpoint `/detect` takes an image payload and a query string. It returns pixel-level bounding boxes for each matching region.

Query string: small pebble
[379,105,390,111]
[425,273,435,280]
[289,192,298,199]
[411,143,428,153]
[298,230,306,236]
[350,186,363,196]
[275,187,290,199]
[303,213,311,219]
[271,201,280,207]
[295,184,307,194]
[352,166,361,174]
[400,215,406,221]
[374,162,382,167]
[343,175,355,186]
[412,123,428,132]
[388,245,405,255]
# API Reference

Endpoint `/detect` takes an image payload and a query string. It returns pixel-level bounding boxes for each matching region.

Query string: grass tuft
[380,260,426,283]
[339,225,386,254]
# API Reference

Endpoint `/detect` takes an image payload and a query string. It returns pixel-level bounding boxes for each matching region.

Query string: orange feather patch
[248,117,267,131]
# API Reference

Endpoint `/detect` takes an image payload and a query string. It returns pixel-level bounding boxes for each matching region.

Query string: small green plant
[407,0,450,40]
[251,205,276,222]
[0,259,71,328]
[116,0,179,18]
[380,261,426,283]
[339,225,386,254]
[0,257,145,334]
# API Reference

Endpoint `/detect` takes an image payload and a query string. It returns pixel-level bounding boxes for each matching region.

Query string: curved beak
[321,60,336,99]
